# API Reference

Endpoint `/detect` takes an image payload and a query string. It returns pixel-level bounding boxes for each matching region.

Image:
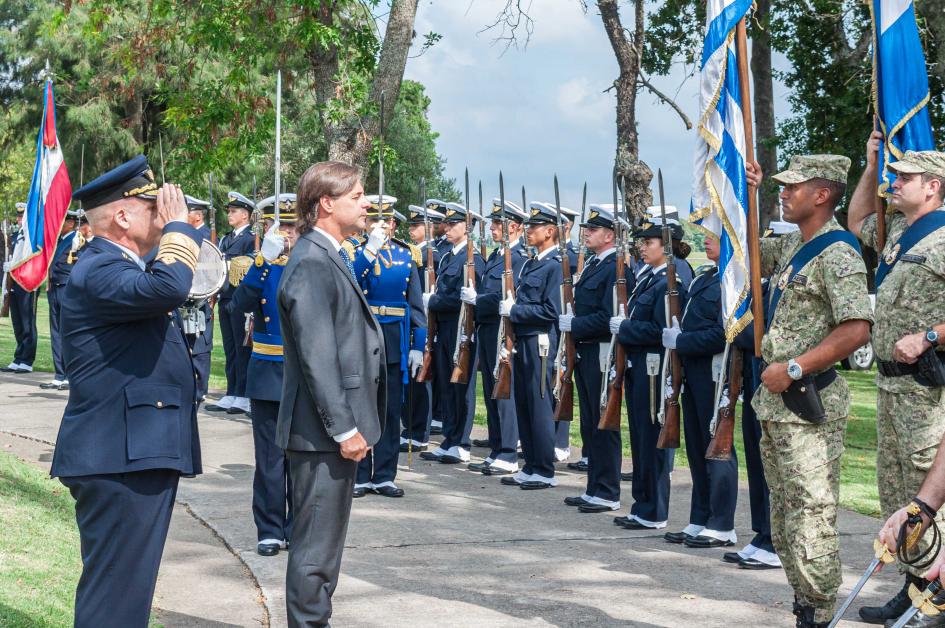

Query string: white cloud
[556,77,614,126]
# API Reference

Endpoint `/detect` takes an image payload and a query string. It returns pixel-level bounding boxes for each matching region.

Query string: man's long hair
[297,161,361,234]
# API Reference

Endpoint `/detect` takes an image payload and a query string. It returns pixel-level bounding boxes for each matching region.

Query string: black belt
[877,359,919,377]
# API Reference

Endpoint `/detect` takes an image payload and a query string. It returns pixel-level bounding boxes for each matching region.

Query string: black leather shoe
[684,535,734,549]
[439,455,463,464]
[614,517,652,530]
[430,425,443,435]
[204,403,230,412]
[722,551,743,564]
[664,531,695,544]
[860,576,920,625]
[567,460,589,472]
[256,542,280,556]
[620,472,633,481]
[39,381,57,389]
[373,485,405,498]
[0,366,17,373]
[520,480,554,490]
[500,476,523,486]
[472,438,491,448]
[737,557,780,570]
[399,443,428,453]
[578,503,616,513]
[226,406,246,415]
[352,486,368,498]
[419,451,443,462]
[482,466,515,476]
[564,495,590,507]
[467,461,491,472]
[58,382,69,391]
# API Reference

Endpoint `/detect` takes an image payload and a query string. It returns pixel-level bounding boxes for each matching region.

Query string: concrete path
[0,370,897,627]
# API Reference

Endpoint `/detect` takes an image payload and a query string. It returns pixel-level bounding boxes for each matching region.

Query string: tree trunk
[598,0,652,223]
[750,0,777,228]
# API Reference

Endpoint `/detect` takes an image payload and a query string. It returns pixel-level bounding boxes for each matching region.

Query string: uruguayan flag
[690,0,753,340]
[873,0,935,192]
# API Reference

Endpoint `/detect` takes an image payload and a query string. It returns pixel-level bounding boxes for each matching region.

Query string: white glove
[260,220,285,262]
[460,286,477,304]
[70,234,82,253]
[2,262,10,273]
[499,297,514,317]
[499,346,511,361]
[662,316,681,350]
[609,305,626,336]
[408,349,423,378]
[422,292,433,311]
[664,375,675,399]
[365,223,387,255]
[558,304,574,332]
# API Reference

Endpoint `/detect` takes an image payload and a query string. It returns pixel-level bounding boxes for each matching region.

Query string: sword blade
[890,606,920,628]
[827,557,881,628]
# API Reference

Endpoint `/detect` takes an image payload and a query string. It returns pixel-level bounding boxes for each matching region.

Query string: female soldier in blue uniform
[611,219,688,529]
[228,194,298,556]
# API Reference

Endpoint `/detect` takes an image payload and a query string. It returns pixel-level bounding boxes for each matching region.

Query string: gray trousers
[286,450,357,627]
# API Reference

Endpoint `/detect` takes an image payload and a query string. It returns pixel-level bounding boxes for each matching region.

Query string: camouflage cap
[771,154,851,185]
[888,151,945,179]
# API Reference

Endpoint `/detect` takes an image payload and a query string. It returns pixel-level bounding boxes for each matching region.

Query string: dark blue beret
[72,155,159,210]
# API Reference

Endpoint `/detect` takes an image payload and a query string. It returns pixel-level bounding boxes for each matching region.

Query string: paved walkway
[1,370,895,627]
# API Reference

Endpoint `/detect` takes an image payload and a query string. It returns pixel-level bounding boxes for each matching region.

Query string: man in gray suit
[277,161,385,627]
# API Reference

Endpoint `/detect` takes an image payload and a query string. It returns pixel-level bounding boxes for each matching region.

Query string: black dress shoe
[564,495,590,507]
[204,403,230,412]
[620,472,633,481]
[58,382,69,390]
[439,455,463,464]
[39,381,56,389]
[684,535,735,548]
[737,557,780,570]
[373,485,405,498]
[566,460,589,472]
[467,461,491,472]
[860,576,919,625]
[613,515,634,527]
[419,451,443,462]
[614,517,652,530]
[482,466,515,476]
[722,551,744,564]
[664,531,695,544]
[578,503,616,513]
[472,438,491,448]
[226,406,246,415]
[399,443,428,453]
[500,476,523,486]
[520,480,554,490]
[256,542,281,556]
[0,366,17,373]
[352,486,368,498]
[430,425,443,435]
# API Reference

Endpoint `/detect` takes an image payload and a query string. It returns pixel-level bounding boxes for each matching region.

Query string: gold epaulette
[341,239,357,258]
[409,243,422,266]
[157,231,200,272]
[271,254,289,266]
[228,255,253,287]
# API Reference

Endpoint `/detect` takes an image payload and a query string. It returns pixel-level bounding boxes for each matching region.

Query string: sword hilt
[910,579,945,615]
[874,538,896,564]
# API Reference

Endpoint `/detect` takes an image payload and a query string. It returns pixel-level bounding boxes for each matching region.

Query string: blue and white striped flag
[690,0,753,340]
[872,0,935,193]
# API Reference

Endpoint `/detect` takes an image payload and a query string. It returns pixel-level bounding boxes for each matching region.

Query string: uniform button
[261,298,267,304]
[374,376,379,384]
[264,316,270,322]
[157,401,164,408]
[373,348,379,355]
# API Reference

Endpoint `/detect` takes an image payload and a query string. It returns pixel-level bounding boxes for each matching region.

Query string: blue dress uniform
[568,208,624,510]
[472,199,528,474]
[421,202,485,463]
[672,266,738,546]
[401,205,445,450]
[615,221,688,528]
[2,204,38,372]
[349,196,427,490]
[46,221,78,383]
[228,194,296,552]
[51,156,203,628]
[211,192,256,412]
[502,203,564,488]
[428,201,454,434]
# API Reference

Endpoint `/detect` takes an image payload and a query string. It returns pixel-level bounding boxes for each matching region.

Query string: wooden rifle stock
[492,221,515,400]
[553,182,576,421]
[656,170,683,450]
[417,239,437,382]
[706,347,744,461]
[598,252,627,431]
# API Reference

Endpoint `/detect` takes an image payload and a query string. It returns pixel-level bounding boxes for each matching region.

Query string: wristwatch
[787,358,803,381]
[927,327,940,347]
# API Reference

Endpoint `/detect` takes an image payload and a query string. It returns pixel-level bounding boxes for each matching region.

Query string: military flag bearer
[2,202,38,373]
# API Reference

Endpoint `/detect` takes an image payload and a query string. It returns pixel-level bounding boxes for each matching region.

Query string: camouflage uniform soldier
[751,155,873,628]
[849,136,945,625]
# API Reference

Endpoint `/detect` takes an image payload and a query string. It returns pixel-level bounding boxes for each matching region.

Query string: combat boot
[792,601,829,628]
[860,574,925,624]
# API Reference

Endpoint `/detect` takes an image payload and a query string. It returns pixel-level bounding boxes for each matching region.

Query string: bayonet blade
[274,70,282,221]
[378,90,386,209]
[159,134,165,185]
[464,168,470,219]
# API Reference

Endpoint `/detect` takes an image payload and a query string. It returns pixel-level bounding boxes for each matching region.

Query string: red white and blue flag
[11,79,72,292]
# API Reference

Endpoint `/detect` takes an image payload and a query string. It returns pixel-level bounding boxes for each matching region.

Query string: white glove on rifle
[260,221,285,262]
[365,223,387,255]
[661,316,681,350]
[408,349,423,378]
[609,305,626,336]
[70,234,82,253]
[422,292,433,311]
[558,303,574,332]
[2,261,11,273]
[460,286,477,305]
[499,297,515,317]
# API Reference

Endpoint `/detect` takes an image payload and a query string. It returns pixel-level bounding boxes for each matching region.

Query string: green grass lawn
[0,295,880,515]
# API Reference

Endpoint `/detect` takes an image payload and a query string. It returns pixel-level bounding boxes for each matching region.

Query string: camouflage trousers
[877,386,945,577]
[760,418,845,623]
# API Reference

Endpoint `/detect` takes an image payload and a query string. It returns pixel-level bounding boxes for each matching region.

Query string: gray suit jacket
[276,229,385,451]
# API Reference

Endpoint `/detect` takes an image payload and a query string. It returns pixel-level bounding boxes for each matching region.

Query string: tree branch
[637,73,692,130]
[477,0,535,54]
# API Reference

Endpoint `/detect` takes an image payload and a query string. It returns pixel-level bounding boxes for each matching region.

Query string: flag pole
[735,17,764,358]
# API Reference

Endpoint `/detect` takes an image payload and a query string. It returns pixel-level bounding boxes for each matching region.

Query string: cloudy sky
[404,0,789,217]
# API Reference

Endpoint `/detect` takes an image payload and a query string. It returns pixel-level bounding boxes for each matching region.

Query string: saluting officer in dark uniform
[612,218,689,529]
[420,202,484,464]
[401,204,445,451]
[180,195,214,402]
[661,233,737,547]
[560,207,624,512]
[461,198,528,476]
[52,156,203,627]
[497,202,563,490]
[2,202,38,374]
[347,195,426,496]
[229,194,298,556]
[206,192,256,415]
[41,209,78,389]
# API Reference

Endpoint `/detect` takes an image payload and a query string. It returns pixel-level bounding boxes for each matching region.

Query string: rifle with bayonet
[417,177,437,383]
[451,168,476,384]
[478,180,487,259]
[552,174,576,421]
[576,182,587,276]
[705,346,742,460]
[492,172,515,400]
[0,218,11,318]
[599,168,628,431]
[656,169,683,449]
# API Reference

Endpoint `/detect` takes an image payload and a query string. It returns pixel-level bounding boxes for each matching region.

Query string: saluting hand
[156,184,188,226]
[339,432,370,462]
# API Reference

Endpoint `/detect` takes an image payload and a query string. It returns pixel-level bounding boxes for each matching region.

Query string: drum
[190,239,227,302]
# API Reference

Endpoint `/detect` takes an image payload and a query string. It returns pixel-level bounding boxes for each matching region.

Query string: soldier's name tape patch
[901,253,927,264]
